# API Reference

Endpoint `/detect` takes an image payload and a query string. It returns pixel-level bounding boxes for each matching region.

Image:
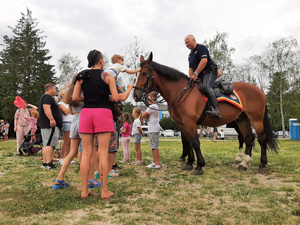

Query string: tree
[260,37,299,136]
[57,53,82,89]
[203,32,236,80]
[0,9,56,107]
[159,117,178,130]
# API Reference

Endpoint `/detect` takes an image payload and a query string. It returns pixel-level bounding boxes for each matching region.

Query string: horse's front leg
[190,135,205,175]
[180,132,194,171]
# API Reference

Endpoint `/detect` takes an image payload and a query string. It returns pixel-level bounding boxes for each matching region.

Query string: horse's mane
[141,61,189,81]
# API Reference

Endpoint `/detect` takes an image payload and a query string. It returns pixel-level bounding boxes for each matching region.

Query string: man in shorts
[39,83,62,169]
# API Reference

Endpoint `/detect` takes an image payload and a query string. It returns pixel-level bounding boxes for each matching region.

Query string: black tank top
[78,69,110,109]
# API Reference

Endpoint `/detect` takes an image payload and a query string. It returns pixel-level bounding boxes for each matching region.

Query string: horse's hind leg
[257,134,268,173]
[227,121,244,163]
[235,114,255,170]
[235,133,244,163]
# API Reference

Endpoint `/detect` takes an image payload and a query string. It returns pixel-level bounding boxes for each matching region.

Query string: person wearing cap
[14,101,38,155]
[185,34,222,118]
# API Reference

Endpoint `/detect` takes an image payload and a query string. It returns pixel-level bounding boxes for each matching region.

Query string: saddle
[198,79,233,96]
[198,79,244,110]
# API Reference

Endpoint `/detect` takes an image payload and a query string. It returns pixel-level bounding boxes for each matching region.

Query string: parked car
[174,130,181,137]
[163,129,175,137]
[141,125,149,137]
[141,126,164,137]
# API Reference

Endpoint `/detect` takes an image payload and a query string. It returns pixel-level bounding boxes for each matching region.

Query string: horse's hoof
[179,158,186,163]
[244,155,253,164]
[235,156,243,163]
[237,163,248,170]
[182,165,193,170]
[258,167,268,174]
[191,169,204,176]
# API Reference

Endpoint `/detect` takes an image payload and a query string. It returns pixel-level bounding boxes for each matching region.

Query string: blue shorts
[61,121,71,132]
[133,133,142,143]
[78,141,82,153]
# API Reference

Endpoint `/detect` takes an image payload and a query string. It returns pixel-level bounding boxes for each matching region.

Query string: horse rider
[185,34,222,118]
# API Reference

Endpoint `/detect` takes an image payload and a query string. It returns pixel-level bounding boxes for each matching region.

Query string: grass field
[0,137,299,225]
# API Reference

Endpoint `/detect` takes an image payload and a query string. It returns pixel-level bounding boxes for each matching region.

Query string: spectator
[131,107,144,165]
[3,120,10,142]
[120,112,132,163]
[72,49,120,200]
[25,110,39,142]
[212,127,218,142]
[220,129,225,141]
[39,83,62,170]
[58,89,74,163]
[142,91,162,169]
[14,101,38,156]
[0,120,4,140]
[53,76,86,190]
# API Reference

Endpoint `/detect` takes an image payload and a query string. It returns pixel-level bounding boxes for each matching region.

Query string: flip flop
[87,179,101,189]
[101,195,113,201]
[52,179,70,190]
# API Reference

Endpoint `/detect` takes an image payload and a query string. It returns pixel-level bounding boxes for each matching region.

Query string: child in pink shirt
[120,112,132,163]
[25,110,39,142]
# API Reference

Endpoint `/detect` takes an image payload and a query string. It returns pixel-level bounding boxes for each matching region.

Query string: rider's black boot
[205,89,222,118]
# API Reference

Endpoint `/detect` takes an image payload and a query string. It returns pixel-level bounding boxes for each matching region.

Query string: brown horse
[133,53,278,175]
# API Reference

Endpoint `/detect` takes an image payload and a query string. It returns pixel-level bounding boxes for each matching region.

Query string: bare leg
[60,131,71,159]
[43,146,54,163]
[80,133,94,198]
[88,146,98,183]
[135,143,142,161]
[97,132,114,199]
[56,138,80,182]
[152,148,160,164]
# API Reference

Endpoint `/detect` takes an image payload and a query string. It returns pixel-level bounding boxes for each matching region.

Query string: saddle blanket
[204,89,244,110]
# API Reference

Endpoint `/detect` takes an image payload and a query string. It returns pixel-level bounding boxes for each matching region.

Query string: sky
[0,0,300,76]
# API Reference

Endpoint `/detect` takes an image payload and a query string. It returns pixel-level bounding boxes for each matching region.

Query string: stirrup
[206,108,222,118]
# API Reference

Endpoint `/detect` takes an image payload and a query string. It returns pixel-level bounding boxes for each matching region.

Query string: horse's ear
[140,55,144,62]
[146,52,153,64]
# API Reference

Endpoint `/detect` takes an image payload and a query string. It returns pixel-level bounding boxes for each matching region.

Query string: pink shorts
[79,108,114,134]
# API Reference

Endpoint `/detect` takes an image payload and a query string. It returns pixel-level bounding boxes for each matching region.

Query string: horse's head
[133,52,154,102]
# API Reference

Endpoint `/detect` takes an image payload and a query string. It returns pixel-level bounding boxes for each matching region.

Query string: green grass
[0,138,299,224]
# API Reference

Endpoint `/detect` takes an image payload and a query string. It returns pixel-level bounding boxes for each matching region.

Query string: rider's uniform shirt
[188,44,216,76]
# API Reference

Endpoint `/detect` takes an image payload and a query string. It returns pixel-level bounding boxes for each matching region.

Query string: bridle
[133,66,156,106]
[133,66,195,112]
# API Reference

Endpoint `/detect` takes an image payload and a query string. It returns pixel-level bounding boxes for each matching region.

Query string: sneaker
[133,160,143,165]
[94,171,100,179]
[59,158,64,165]
[70,160,76,164]
[146,163,161,169]
[112,164,121,171]
[41,163,47,169]
[46,161,57,170]
[108,169,119,177]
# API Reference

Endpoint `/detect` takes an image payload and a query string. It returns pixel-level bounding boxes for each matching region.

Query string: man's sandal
[88,179,101,189]
[52,179,70,190]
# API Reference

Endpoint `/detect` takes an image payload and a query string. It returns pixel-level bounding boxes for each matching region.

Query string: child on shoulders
[104,54,141,90]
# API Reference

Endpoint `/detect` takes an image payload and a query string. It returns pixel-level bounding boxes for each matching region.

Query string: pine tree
[0,9,56,106]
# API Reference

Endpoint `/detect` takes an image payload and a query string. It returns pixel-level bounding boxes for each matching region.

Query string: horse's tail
[263,105,278,153]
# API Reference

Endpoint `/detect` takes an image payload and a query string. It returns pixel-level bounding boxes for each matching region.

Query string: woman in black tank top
[73,50,119,200]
